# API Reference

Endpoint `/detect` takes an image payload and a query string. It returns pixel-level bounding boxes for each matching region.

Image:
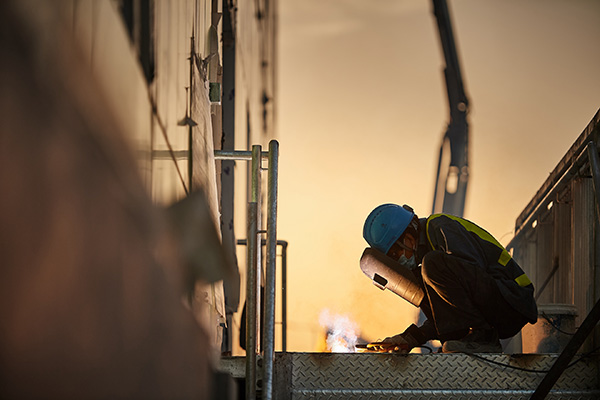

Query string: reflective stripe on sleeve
[498,249,511,266]
[515,273,532,287]
[427,214,531,287]
[428,214,513,267]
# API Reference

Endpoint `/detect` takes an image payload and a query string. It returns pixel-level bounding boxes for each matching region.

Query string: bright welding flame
[319,309,359,353]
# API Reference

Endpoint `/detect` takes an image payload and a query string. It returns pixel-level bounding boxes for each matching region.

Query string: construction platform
[219,352,600,399]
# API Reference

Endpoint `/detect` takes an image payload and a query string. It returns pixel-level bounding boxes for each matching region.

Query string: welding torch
[355,342,411,353]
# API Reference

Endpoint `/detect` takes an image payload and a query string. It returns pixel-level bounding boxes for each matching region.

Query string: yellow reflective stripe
[427,214,531,287]
[515,273,532,287]
[425,214,442,249]
[427,214,513,266]
[498,249,511,266]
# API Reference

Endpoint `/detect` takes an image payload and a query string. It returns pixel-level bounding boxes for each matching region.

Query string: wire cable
[541,312,577,335]
[466,346,600,374]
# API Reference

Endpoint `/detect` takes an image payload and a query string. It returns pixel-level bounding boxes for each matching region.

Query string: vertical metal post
[263,140,279,400]
[246,145,262,400]
[280,241,288,352]
[236,238,288,353]
[215,142,280,399]
[588,142,600,220]
[220,3,237,355]
[245,202,258,400]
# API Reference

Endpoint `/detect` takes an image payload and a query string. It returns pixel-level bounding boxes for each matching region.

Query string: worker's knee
[421,251,447,284]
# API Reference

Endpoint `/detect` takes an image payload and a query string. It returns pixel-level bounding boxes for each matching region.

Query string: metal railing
[504,108,600,399]
[215,140,279,400]
[237,239,288,352]
[529,141,600,400]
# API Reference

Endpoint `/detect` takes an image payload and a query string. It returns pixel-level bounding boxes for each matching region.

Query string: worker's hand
[366,332,418,353]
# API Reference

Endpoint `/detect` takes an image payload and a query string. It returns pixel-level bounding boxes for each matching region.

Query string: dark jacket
[417,214,537,324]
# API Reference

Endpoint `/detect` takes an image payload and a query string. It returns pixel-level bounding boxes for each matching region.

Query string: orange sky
[275,0,600,351]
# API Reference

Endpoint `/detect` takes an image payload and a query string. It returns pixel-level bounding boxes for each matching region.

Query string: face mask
[398,254,417,270]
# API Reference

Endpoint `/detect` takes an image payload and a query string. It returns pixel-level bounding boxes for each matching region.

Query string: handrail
[263,140,279,400]
[507,140,599,249]
[515,110,600,229]
[214,149,270,160]
[215,140,279,400]
[530,142,600,399]
[247,145,262,400]
[237,238,289,352]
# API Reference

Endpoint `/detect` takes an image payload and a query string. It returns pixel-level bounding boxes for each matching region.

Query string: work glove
[367,324,422,353]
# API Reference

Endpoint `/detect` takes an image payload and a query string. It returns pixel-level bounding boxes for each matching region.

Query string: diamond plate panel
[289,353,598,392]
[219,353,599,399]
[292,389,600,400]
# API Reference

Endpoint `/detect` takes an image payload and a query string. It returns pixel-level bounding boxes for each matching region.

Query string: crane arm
[431,0,470,217]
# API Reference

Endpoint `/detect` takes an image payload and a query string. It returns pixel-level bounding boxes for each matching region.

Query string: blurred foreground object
[0,2,215,398]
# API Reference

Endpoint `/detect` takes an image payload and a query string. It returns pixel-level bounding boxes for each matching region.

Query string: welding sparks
[319,309,359,353]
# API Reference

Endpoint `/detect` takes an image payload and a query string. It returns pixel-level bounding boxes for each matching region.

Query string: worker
[362,203,537,353]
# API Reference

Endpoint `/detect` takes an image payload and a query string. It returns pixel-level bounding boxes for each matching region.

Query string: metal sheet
[220,352,599,399]
[572,177,595,330]
[291,389,600,400]
[288,353,597,391]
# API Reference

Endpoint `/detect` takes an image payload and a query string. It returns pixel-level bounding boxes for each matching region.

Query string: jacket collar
[416,217,429,264]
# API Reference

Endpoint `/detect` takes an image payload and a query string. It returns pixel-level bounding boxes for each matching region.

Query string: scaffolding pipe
[215,141,280,399]
[237,238,288,352]
[263,140,279,400]
[214,149,269,161]
[280,240,288,352]
[245,145,263,399]
[245,201,259,400]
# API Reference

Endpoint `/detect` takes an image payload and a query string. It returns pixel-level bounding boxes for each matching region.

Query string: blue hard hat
[363,204,415,254]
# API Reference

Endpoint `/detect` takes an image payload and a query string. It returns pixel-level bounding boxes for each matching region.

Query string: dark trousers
[419,250,527,341]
